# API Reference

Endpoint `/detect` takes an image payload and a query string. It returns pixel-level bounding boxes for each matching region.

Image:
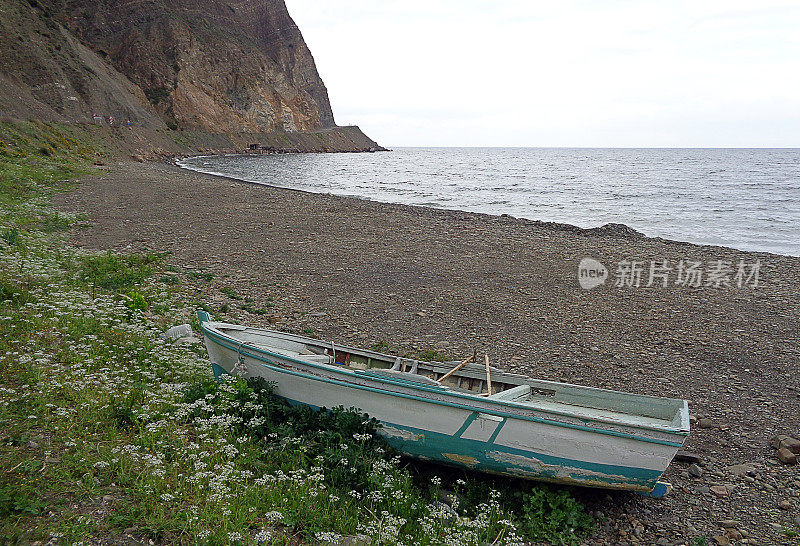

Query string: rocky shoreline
[54,160,800,545]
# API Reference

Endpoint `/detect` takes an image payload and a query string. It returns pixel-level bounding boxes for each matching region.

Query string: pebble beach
[54,159,800,545]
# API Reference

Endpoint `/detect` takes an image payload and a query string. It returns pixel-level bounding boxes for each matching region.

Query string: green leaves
[79,252,161,291]
[0,484,47,517]
[0,278,34,305]
[122,291,149,312]
[184,376,394,493]
[0,227,20,247]
[181,376,596,545]
[517,487,595,545]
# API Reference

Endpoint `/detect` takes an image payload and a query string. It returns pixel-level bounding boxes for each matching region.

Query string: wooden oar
[485,354,493,395]
[436,354,475,383]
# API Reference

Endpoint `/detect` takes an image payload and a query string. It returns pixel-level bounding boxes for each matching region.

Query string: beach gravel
[54,160,800,544]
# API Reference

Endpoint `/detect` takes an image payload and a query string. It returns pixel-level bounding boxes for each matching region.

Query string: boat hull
[200,323,685,494]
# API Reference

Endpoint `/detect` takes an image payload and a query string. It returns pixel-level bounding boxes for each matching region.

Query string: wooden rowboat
[198,311,689,497]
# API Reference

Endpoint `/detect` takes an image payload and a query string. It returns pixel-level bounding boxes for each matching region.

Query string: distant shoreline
[175,151,799,258]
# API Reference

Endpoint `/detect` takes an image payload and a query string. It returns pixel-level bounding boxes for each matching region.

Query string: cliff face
[43,0,337,133]
[0,0,382,152]
[0,0,165,127]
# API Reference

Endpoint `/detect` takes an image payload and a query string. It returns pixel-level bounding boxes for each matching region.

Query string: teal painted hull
[211,361,660,490]
[201,313,685,497]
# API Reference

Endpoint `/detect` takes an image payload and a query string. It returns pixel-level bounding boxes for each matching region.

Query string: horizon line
[381,145,800,150]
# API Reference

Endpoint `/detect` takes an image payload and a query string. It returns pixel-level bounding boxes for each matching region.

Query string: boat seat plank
[489,384,531,401]
[263,347,331,364]
[357,369,448,388]
[303,355,332,364]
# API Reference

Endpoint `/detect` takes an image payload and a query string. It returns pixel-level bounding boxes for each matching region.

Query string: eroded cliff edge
[0,0,384,153]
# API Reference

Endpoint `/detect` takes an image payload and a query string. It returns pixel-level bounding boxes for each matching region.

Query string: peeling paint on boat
[382,425,425,442]
[443,453,479,466]
[487,450,635,484]
[197,312,689,496]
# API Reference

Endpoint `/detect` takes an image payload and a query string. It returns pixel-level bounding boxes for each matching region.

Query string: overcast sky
[287,1,800,148]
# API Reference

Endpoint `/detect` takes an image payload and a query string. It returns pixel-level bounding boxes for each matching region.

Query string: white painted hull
[199,317,689,494]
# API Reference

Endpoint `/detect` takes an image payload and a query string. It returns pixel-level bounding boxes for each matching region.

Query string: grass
[79,252,162,291]
[241,303,271,315]
[0,122,596,545]
[220,286,242,300]
[370,340,393,353]
[0,121,99,204]
[187,270,214,282]
[413,348,452,362]
[158,274,181,285]
[1,227,20,246]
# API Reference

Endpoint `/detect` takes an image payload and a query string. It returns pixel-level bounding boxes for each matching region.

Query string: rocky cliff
[0,0,166,127]
[0,0,382,151]
[42,0,337,133]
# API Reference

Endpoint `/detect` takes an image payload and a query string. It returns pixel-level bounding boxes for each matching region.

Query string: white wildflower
[254,529,271,543]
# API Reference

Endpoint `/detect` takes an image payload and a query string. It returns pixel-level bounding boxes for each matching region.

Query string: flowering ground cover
[0,122,595,544]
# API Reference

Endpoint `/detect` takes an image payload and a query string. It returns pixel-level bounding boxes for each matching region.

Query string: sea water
[178,147,800,256]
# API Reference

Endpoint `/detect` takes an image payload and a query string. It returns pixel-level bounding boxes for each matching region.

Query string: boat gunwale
[200,320,690,440]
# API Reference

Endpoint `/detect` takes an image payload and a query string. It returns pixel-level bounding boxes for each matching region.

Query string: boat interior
[213,323,689,431]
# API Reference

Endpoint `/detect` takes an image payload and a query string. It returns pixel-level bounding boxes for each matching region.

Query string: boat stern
[679,399,691,435]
